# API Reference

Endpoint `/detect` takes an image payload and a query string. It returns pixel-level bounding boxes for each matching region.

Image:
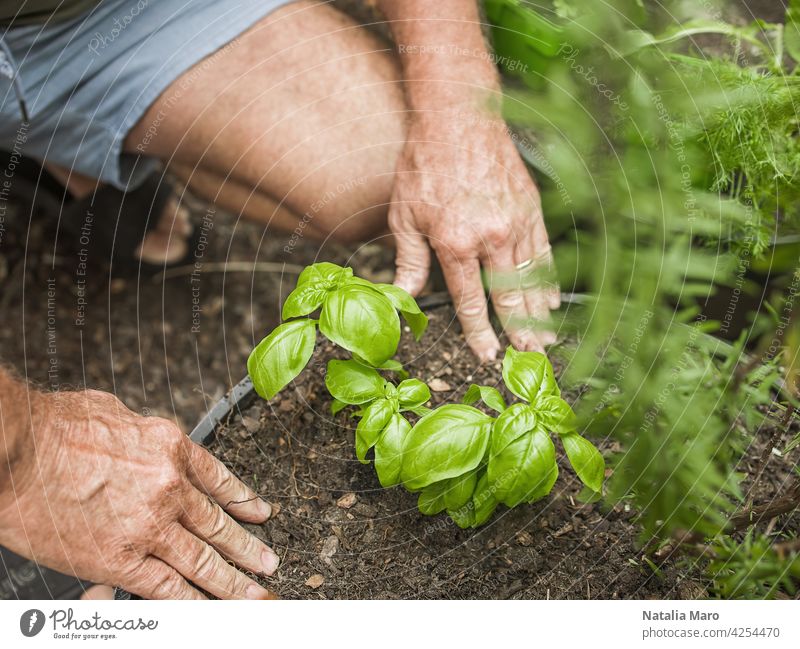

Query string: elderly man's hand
[389,112,560,361]
[0,389,279,599]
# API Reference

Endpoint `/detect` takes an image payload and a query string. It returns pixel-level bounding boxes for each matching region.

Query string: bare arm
[379,0,500,106]
[379,0,559,360]
[0,367,279,599]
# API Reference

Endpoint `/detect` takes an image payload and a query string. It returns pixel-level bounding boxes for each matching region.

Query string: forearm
[0,367,41,505]
[378,0,499,114]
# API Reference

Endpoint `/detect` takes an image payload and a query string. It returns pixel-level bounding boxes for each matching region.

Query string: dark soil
[3,181,799,599]
[211,301,800,600]
[210,307,694,600]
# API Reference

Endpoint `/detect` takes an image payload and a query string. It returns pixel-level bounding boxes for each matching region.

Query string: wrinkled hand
[0,389,279,600]
[390,115,560,361]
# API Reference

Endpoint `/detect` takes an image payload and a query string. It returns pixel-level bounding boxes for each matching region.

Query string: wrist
[404,80,500,118]
[406,100,509,147]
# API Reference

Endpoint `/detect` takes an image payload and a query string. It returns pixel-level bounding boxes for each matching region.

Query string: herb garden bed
[211,306,692,599]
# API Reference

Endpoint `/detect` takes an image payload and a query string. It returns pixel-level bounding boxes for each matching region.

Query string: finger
[389,204,431,296]
[517,228,559,346]
[181,487,280,577]
[485,241,544,353]
[158,524,277,600]
[528,216,561,311]
[125,556,207,600]
[438,248,501,361]
[184,440,272,523]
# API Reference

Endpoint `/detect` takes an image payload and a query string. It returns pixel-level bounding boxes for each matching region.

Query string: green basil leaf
[282,263,351,319]
[418,482,448,515]
[397,379,431,410]
[502,346,559,403]
[447,472,498,529]
[416,470,479,515]
[319,284,400,366]
[537,395,577,434]
[355,399,394,463]
[462,384,507,414]
[330,399,348,416]
[374,283,429,341]
[304,262,353,287]
[247,319,316,400]
[325,359,386,405]
[400,404,493,490]
[410,405,433,417]
[442,468,479,511]
[561,433,605,493]
[470,471,499,527]
[374,413,410,487]
[359,359,408,380]
[525,460,558,504]
[491,403,538,458]
[372,358,409,380]
[447,503,475,529]
[488,427,557,508]
[282,285,326,320]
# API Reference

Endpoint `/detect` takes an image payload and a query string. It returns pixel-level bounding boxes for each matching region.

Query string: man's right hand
[0,388,279,600]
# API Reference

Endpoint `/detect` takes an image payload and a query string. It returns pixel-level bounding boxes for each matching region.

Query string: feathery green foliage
[486,0,799,570]
[707,532,800,599]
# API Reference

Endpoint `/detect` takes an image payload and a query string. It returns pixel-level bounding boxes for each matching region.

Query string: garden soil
[3,182,798,599]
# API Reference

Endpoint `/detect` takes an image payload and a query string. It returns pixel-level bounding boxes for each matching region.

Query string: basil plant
[247,261,605,529]
[325,359,430,488]
[396,347,605,528]
[248,262,427,399]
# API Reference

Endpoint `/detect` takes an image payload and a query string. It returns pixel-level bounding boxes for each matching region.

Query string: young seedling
[247,261,604,529]
[325,358,430,487]
[393,347,604,528]
[488,347,604,507]
[401,404,497,527]
[247,262,427,399]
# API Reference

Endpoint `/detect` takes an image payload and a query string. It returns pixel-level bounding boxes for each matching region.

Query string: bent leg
[168,162,328,241]
[125,0,407,245]
[45,163,192,264]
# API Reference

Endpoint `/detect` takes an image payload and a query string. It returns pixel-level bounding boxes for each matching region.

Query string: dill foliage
[485,0,800,596]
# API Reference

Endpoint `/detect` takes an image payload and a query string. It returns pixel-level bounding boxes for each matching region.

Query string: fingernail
[246,583,272,600]
[258,499,272,520]
[262,548,280,575]
[481,347,498,362]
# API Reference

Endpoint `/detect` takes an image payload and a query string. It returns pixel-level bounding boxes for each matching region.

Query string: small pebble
[336,492,358,509]
[242,416,260,433]
[320,535,339,565]
[516,531,534,547]
[429,378,452,392]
